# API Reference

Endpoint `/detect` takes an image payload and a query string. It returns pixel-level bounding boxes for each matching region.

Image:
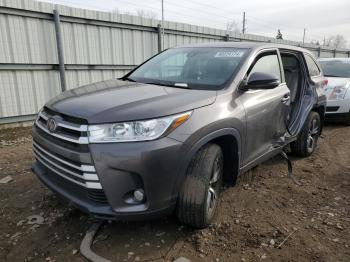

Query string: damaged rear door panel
[283,51,326,136]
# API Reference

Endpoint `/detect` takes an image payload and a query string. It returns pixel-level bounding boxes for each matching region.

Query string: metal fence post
[53,9,67,92]
[157,24,162,53]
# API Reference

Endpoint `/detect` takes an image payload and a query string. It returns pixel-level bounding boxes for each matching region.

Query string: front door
[240,50,291,165]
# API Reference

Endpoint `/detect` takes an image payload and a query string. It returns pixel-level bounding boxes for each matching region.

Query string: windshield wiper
[121,76,136,82]
[145,82,191,89]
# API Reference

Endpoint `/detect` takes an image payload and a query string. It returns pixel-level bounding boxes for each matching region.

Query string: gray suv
[32,42,326,228]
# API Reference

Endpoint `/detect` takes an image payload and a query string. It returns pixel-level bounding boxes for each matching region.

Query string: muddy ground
[0,125,349,262]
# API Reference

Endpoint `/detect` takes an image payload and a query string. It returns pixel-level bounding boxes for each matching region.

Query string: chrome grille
[35,110,89,144]
[33,109,109,204]
[33,141,102,189]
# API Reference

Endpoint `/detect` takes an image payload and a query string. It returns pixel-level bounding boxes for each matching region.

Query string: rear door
[287,53,326,135]
[240,49,291,165]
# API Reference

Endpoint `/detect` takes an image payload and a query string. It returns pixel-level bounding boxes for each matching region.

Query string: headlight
[88,111,192,143]
[328,85,348,100]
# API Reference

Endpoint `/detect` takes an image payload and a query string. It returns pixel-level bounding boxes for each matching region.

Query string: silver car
[318,58,350,125]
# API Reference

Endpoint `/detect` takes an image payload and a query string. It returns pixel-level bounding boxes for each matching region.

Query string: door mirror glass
[243,72,280,90]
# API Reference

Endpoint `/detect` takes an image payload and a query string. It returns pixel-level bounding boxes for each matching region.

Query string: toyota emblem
[47,118,57,132]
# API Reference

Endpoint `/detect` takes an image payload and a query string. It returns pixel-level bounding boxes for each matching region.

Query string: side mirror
[240,72,280,90]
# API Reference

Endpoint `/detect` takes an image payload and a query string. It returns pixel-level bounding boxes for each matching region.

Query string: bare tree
[136,9,158,19]
[324,35,347,49]
[226,20,240,35]
[111,8,133,16]
[333,35,347,49]
[111,8,157,19]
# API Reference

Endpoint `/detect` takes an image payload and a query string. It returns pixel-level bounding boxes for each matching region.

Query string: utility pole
[161,0,164,50]
[242,11,246,34]
[302,28,306,46]
[53,9,66,92]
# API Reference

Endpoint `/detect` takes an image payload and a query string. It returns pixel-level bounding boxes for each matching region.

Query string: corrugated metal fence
[1,0,350,124]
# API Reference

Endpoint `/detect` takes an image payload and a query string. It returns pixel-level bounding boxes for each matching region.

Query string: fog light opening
[133,189,145,202]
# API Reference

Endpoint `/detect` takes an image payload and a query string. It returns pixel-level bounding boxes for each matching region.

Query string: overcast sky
[41,0,350,46]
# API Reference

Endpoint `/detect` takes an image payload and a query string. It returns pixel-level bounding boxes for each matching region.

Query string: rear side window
[304,54,321,77]
[249,54,281,81]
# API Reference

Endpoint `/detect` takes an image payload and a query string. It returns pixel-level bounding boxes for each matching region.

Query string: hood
[46,79,217,123]
[324,77,350,97]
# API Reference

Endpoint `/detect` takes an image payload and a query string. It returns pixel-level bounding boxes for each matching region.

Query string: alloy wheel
[307,118,320,153]
[206,157,221,217]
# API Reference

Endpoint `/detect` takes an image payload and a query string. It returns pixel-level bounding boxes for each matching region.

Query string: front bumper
[32,162,116,218]
[326,99,350,114]
[326,99,350,123]
[32,123,186,220]
[325,111,350,123]
[89,137,184,219]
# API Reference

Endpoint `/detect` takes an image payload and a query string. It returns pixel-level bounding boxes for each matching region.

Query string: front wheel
[290,111,321,157]
[176,143,223,228]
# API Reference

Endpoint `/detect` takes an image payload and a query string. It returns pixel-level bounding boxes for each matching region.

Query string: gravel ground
[0,125,349,262]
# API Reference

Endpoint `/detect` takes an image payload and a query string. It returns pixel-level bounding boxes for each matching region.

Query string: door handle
[281,94,290,103]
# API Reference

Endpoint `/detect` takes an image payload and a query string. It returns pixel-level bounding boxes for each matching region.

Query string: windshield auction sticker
[214,50,245,58]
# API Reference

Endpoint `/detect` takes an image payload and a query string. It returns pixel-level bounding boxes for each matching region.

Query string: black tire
[176,143,223,228]
[290,111,321,157]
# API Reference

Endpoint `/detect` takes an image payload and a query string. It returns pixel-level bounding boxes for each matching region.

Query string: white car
[318,58,350,125]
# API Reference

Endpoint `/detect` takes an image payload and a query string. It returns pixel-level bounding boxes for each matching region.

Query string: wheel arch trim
[172,128,242,197]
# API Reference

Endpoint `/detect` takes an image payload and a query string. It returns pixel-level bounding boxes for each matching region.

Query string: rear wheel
[176,143,223,228]
[290,111,321,157]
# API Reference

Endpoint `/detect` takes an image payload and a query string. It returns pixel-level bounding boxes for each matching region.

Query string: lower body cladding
[32,126,185,220]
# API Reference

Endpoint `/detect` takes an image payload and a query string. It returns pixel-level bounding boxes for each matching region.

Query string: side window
[304,54,321,77]
[249,54,281,81]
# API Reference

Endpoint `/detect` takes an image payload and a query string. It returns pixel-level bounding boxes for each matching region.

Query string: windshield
[126,47,249,90]
[319,60,350,78]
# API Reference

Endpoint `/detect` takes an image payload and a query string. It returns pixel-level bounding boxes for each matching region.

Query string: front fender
[171,127,241,198]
